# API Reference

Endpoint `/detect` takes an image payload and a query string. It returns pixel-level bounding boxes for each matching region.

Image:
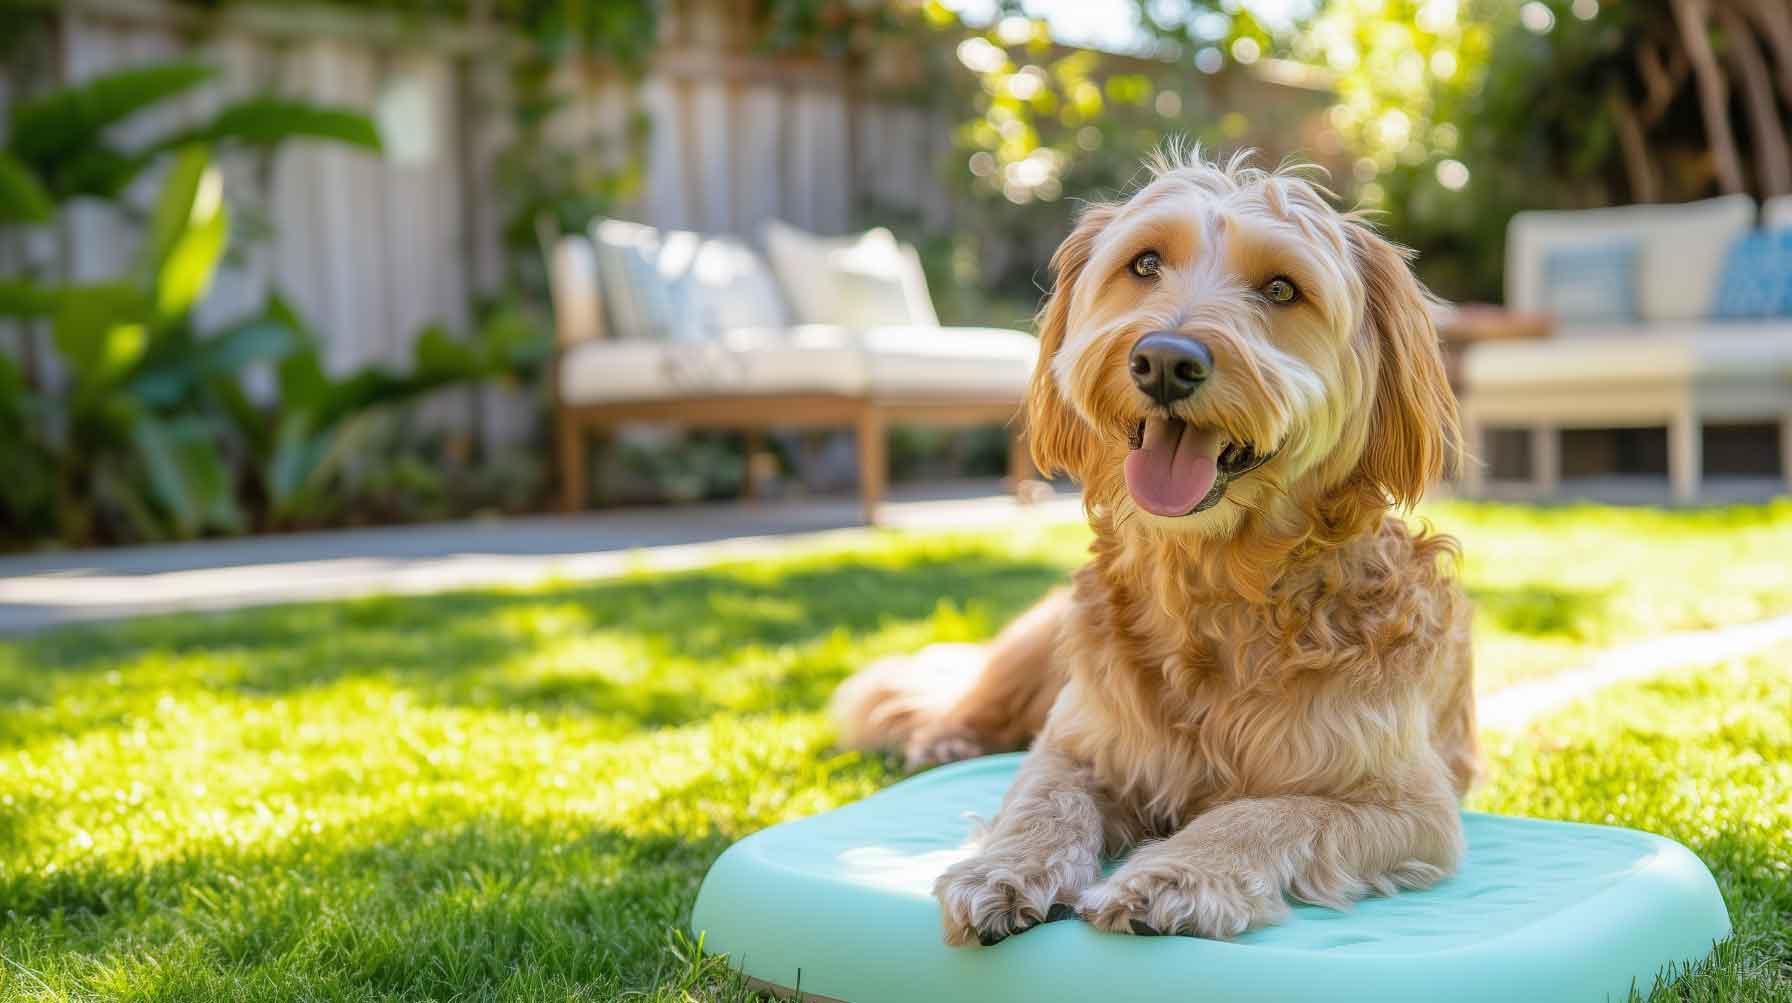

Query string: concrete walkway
[1477,612,1792,731]
[0,481,1082,634]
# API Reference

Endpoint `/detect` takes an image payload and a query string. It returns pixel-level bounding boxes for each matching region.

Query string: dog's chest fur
[1040,518,1457,838]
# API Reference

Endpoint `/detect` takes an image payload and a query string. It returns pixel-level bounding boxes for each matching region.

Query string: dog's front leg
[1078,782,1462,939]
[932,749,1108,946]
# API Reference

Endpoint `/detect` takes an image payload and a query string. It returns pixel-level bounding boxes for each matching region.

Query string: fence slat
[735,84,784,237]
[793,87,851,234]
[690,81,734,235]
[61,14,131,284]
[29,0,1319,452]
[640,76,688,229]
[309,40,388,370]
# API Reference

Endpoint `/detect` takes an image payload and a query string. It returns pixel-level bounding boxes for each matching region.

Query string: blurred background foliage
[4,0,1788,547]
[0,50,543,546]
[938,0,1792,302]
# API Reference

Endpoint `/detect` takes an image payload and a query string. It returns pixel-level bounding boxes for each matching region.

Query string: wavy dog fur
[831,148,1477,946]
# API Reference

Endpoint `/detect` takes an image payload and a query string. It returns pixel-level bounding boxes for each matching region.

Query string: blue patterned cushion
[1709,228,1792,319]
[1539,239,1638,325]
[591,219,689,341]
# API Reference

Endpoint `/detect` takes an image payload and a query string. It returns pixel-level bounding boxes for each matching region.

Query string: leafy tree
[928,0,1792,302]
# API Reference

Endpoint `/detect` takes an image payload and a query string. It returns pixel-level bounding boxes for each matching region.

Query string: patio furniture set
[1453,193,1792,503]
[549,220,1035,523]
[550,193,1792,516]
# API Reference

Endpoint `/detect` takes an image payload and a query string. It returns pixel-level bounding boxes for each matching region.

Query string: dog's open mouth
[1124,417,1272,517]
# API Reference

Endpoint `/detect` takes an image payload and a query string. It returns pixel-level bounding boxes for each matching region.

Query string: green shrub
[0,62,545,548]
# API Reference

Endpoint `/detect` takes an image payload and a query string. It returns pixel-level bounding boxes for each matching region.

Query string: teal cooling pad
[691,753,1730,1003]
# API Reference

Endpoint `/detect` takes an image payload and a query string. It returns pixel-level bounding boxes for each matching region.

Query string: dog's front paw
[933,851,1087,947]
[1077,858,1285,940]
[904,723,985,770]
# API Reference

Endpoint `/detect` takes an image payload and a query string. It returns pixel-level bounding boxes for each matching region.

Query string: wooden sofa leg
[1669,408,1701,505]
[558,408,588,513]
[1007,424,1033,496]
[1781,413,1792,496]
[856,406,886,525]
[742,429,764,501]
[1460,412,1485,498]
[1531,425,1559,498]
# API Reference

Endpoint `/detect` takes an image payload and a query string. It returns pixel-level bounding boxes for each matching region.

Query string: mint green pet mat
[691,754,1729,1003]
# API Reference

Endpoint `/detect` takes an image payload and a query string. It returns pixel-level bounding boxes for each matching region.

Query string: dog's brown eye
[1130,251,1162,278]
[1262,276,1299,304]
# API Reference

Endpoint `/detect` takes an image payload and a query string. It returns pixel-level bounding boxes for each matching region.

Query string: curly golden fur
[831,148,1476,946]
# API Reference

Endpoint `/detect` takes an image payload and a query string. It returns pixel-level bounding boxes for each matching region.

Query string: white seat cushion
[558,326,1036,405]
[1464,323,1792,390]
[1765,195,1792,229]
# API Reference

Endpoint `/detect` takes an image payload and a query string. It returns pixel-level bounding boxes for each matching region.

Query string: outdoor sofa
[1458,193,1792,502]
[548,219,1036,522]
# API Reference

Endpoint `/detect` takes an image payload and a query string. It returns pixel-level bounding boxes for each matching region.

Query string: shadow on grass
[1,547,1068,734]
[0,740,900,1001]
[0,815,728,999]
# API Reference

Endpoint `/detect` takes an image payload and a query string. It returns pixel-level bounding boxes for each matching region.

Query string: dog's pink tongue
[1124,419,1223,517]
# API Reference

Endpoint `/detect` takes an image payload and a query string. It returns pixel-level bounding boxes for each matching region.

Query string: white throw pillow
[1506,195,1756,322]
[591,221,790,341]
[762,220,938,327]
[685,236,790,334]
[590,219,697,341]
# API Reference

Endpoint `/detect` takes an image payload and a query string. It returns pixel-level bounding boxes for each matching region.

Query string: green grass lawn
[1,501,1789,1001]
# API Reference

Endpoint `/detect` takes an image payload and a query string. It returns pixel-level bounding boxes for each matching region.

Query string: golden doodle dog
[832,148,1476,947]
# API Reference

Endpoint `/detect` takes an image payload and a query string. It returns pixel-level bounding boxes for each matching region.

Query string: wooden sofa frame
[555,390,1032,524]
[548,231,1035,523]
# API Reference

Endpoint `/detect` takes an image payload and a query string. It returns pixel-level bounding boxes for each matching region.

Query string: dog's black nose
[1129,332,1213,405]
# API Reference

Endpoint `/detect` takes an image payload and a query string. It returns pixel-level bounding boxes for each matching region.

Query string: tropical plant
[218,296,546,527]
[0,147,305,544]
[0,63,381,546]
[0,62,377,224]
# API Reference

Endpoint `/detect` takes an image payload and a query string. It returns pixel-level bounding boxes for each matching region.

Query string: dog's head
[1027,150,1460,541]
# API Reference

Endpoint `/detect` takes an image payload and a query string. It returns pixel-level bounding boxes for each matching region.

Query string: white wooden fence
[2,0,957,380]
[3,0,1327,437]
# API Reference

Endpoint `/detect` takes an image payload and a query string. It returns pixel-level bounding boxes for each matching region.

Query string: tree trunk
[1607,88,1660,203]
[1671,0,1747,194]
[1718,3,1792,196]
[1737,0,1792,105]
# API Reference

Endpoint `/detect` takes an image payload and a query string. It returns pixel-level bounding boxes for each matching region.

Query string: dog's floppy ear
[1347,222,1462,508]
[1027,202,1117,477]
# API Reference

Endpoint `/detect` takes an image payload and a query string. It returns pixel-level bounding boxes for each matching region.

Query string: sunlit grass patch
[1473,647,1792,1002]
[1428,499,1792,688]
[1,501,1791,1000]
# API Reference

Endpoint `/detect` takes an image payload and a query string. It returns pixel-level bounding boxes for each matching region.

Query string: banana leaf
[131,411,243,538]
[155,172,229,319]
[0,151,52,223]
[151,98,382,155]
[0,279,60,318]
[137,147,213,288]
[50,283,154,390]
[131,316,299,408]
[8,63,215,181]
